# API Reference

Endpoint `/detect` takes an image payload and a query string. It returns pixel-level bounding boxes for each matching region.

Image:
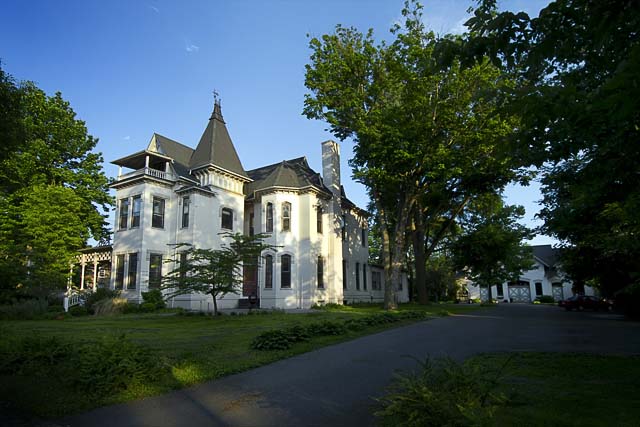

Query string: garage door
[552,285,564,302]
[480,287,489,302]
[509,286,531,303]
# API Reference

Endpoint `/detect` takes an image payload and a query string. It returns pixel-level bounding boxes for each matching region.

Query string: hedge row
[251,310,429,351]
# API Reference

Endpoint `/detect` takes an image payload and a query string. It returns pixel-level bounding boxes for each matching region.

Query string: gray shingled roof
[189,103,249,179]
[152,133,196,180]
[153,133,193,166]
[532,245,559,267]
[245,157,332,197]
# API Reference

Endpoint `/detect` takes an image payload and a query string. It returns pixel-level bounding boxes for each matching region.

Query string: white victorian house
[466,245,595,303]
[106,101,408,310]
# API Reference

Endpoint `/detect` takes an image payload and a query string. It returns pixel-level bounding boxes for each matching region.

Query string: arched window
[282,202,291,231]
[266,203,273,233]
[264,254,273,289]
[281,254,291,288]
[221,207,233,230]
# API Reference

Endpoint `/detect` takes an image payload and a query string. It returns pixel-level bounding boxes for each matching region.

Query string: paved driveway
[58,305,640,427]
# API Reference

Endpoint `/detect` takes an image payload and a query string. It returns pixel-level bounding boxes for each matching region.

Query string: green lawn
[471,352,640,427]
[0,303,480,419]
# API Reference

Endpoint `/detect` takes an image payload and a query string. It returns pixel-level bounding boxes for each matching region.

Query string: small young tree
[161,233,274,314]
[452,196,534,301]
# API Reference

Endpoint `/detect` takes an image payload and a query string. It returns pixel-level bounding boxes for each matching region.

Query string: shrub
[536,295,555,304]
[0,334,73,375]
[307,320,347,336]
[122,302,142,314]
[344,318,369,331]
[0,299,48,320]
[69,305,89,316]
[141,289,166,309]
[251,330,292,350]
[284,325,311,342]
[376,357,508,427]
[84,288,120,314]
[47,304,64,313]
[73,334,166,396]
[93,297,129,316]
[140,302,157,313]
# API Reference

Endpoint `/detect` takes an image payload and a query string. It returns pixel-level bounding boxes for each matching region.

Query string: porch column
[80,262,86,290]
[118,165,122,176]
[145,155,150,169]
[93,260,98,291]
[165,161,170,173]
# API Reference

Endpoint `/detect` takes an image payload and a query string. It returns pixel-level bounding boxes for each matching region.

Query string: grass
[0,302,481,419]
[469,352,640,427]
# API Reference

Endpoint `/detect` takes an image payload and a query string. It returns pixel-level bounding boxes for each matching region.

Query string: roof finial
[210,90,225,122]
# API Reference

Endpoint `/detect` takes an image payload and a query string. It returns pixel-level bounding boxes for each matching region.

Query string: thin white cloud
[123,136,131,141]
[447,16,469,35]
[184,37,200,53]
[148,5,159,13]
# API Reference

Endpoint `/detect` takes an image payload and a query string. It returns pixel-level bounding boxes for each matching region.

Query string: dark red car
[559,295,613,311]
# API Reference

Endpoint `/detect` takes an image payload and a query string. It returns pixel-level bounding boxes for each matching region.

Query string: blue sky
[1,0,553,244]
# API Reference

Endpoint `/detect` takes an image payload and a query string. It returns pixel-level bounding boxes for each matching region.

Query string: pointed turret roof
[189,101,250,179]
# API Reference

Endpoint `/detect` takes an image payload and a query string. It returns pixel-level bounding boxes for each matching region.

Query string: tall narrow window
[497,283,504,298]
[266,203,273,233]
[179,252,188,281]
[221,207,233,230]
[152,197,165,228]
[372,271,381,290]
[131,195,141,228]
[355,262,360,290]
[317,256,324,289]
[535,282,543,297]
[249,212,255,236]
[119,198,129,230]
[149,254,162,289]
[264,254,273,288]
[341,214,347,241]
[316,206,323,233]
[181,196,190,228]
[282,202,291,231]
[363,263,367,290]
[114,254,125,289]
[281,254,291,288]
[342,260,347,290]
[361,227,366,247]
[127,253,138,290]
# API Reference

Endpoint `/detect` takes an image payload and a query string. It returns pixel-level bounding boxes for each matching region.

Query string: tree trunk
[380,222,396,310]
[211,293,218,315]
[412,211,428,305]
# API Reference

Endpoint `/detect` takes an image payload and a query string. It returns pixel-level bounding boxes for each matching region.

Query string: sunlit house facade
[108,101,409,310]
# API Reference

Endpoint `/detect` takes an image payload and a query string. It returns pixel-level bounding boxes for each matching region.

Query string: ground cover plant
[376,352,640,427]
[0,303,480,419]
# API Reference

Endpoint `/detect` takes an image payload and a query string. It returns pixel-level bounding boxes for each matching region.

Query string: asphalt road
[53,305,640,427]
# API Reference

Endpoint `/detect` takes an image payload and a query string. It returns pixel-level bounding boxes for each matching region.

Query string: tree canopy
[304,1,525,307]
[466,0,640,296]
[0,65,111,300]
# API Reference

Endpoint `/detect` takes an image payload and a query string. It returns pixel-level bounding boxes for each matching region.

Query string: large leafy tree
[0,65,111,299]
[161,233,274,315]
[466,0,640,296]
[304,2,523,308]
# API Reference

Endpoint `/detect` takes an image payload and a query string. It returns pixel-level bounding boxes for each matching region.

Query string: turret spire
[210,90,224,122]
